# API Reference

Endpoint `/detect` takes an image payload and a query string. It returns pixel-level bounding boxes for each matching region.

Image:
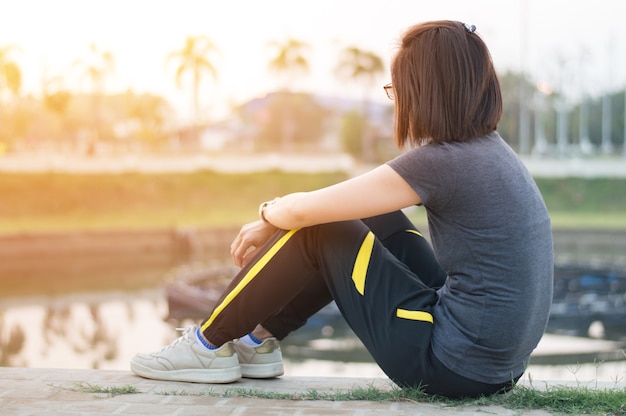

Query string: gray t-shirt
[387,131,553,384]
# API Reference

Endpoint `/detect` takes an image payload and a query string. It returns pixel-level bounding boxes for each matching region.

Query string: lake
[1,227,625,385]
[1,288,625,385]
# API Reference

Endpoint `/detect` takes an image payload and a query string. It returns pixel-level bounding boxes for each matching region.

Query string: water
[1,289,625,384]
[0,290,386,378]
[2,227,625,383]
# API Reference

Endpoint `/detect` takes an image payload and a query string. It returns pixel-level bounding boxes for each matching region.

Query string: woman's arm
[263,164,421,230]
[230,164,421,267]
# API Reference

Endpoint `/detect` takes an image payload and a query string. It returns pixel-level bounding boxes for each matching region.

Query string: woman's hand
[230,220,278,267]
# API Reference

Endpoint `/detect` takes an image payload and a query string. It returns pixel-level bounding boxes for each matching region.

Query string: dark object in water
[164,264,350,342]
[547,263,626,340]
[164,265,238,320]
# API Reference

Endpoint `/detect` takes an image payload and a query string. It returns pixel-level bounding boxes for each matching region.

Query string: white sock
[239,333,263,347]
[195,328,217,350]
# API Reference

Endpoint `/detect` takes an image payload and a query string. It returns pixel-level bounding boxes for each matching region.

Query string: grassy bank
[536,177,626,228]
[70,381,626,415]
[0,171,625,233]
[0,170,346,233]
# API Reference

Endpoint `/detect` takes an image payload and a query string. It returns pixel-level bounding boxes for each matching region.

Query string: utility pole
[533,82,551,156]
[556,57,568,156]
[578,48,593,155]
[518,0,531,155]
[623,86,626,157]
[601,36,614,154]
[601,94,613,154]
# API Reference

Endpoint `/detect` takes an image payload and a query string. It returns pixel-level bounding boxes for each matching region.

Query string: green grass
[52,382,139,397]
[535,177,626,213]
[496,384,626,415]
[68,382,626,415]
[214,384,626,414]
[0,172,624,233]
[0,170,347,233]
[546,212,626,229]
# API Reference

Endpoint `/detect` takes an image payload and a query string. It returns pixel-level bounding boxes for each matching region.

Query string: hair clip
[463,23,476,33]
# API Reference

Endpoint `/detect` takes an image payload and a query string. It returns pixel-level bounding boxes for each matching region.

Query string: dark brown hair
[391,20,502,147]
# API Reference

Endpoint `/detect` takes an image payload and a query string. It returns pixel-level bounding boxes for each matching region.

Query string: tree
[166,35,219,127]
[0,45,22,146]
[123,91,170,150]
[266,38,310,151]
[74,43,115,146]
[75,43,115,96]
[340,109,366,157]
[42,75,72,148]
[336,47,384,89]
[0,45,22,101]
[255,92,326,152]
[335,46,384,162]
[267,38,310,91]
[43,82,71,117]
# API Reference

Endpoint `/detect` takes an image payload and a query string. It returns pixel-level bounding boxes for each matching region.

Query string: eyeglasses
[383,83,394,100]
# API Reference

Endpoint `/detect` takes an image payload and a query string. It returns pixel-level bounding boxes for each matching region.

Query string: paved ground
[0,367,568,416]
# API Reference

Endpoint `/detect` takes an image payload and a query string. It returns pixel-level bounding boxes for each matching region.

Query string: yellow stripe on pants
[201,229,299,332]
[351,231,375,296]
[405,229,423,237]
[396,308,434,324]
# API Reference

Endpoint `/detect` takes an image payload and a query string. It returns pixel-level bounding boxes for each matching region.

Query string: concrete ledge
[1,367,396,396]
[1,367,622,415]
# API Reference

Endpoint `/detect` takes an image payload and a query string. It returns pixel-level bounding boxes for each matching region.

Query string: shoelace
[152,326,195,355]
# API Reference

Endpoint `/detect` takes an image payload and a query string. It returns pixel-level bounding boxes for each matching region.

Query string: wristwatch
[259,198,279,223]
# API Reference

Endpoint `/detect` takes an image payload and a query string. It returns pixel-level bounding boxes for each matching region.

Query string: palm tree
[0,45,22,101]
[43,78,71,116]
[74,43,115,147]
[42,74,72,147]
[166,35,219,127]
[336,46,384,90]
[336,46,385,162]
[267,38,310,151]
[267,38,310,91]
[125,92,170,149]
[75,43,115,96]
[0,45,22,145]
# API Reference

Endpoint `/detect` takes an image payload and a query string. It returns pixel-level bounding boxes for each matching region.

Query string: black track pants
[199,211,518,397]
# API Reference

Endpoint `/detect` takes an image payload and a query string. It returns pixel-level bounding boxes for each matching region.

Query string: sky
[1,0,625,121]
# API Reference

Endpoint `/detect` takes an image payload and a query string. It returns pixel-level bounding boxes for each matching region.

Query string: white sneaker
[234,337,284,378]
[130,326,241,383]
